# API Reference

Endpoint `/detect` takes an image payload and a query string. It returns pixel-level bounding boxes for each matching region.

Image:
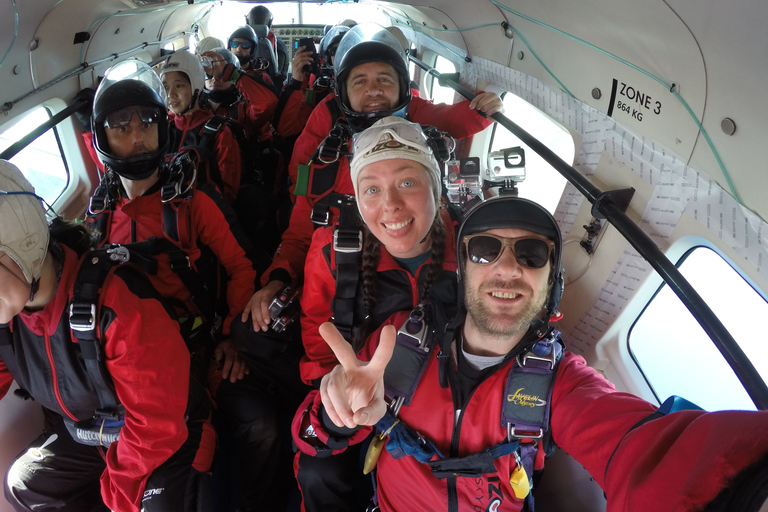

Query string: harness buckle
[310,207,330,226]
[89,194,106,215]
[169,252,192,273]
[396,305,430,351]
[317,138,341,164]
[69,302,97,331]
[507,424,544,440]
[518,340,558,371]
[333,228,363,253]
[106,245,130,264]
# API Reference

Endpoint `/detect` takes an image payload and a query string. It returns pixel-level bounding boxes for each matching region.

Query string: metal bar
[410,55,768,410]
[0,98,88,161]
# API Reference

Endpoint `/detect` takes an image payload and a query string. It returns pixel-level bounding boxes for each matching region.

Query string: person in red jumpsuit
[297,195,768,512]
[291,117,462,511]
[160,50,243,204]
[244,23,503,333]
[0,160,210,512]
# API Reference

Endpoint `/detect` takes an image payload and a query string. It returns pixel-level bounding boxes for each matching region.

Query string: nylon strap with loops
[69,246,131,420]
[329,194,363,341]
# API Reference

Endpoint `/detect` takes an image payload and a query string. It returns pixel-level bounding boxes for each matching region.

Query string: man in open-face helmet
[297,194,768,512]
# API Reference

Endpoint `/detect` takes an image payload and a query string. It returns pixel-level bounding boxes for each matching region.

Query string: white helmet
[0,160,49,285]
[160,50,206,110]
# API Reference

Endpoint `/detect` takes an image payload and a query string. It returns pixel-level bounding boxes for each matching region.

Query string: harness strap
[330,194,363,341]
[69,246,130,420]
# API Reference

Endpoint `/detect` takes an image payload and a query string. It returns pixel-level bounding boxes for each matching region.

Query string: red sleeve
[277,89,315,138]
[550,352,768,512]
[214,126,242,204]
[298,227,337,383]
[82,131,105,173]
[193,187,259,335]
[409,95,493,139]
[260,194,315,286]
[287,97,334,196]
[236,75,278,132]
[0,360,12,399]
[99,270,190,512]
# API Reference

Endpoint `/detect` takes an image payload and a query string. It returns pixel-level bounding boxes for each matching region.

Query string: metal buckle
[106,245,130,264]
[317,139,341,164]
[310,207,330,226]
[69,302,97,331]
[333,229,363,253]
[396,305,429,351]
[518,344,557,371]
[169,253,191,273]
[507,424,544,440]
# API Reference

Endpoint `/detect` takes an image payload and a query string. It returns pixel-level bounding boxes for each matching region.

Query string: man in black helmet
[246,4,289,79]
[295,195,768,512]
[87,60,264,395]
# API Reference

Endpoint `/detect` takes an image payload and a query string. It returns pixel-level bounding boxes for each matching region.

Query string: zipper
[44,330,78,421]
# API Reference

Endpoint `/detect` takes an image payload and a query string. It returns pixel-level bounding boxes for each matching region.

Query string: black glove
[72,87,95,132]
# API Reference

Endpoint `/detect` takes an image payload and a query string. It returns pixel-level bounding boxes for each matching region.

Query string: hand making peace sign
[318,322,397,429]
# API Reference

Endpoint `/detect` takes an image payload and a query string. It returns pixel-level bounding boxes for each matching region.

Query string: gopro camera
[443,157,483,206]
[486,146,526,184]
[268,284,300,333]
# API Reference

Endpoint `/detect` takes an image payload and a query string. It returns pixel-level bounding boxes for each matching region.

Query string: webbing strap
[69,248,126,419]
[330,196,363,341]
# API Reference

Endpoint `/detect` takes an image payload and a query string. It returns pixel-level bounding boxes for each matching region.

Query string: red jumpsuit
[263,94,492,287]
[209,74,278,143]
[294,310,768,512]
[88,181,258,336]
[168,110,242,204]
[299,207,458,384]
[0,244,191,512]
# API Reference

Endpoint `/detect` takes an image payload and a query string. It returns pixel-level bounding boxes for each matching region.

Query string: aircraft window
[488,94,572,211]
[0,107,68,205]
[629,246,768,412]
[428,56,457,105]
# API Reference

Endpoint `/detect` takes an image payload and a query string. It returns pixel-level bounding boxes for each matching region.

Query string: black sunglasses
[464,234,554,269]
[104,107,162,129]
[229,40,252,50]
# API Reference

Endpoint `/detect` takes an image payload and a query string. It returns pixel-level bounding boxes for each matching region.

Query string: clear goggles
[464,233,554,269]
[352,120,433,159]
[104,107,163,130]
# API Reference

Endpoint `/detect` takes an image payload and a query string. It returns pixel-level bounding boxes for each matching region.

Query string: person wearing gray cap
[299,194,768,512]
[0,160,210,511]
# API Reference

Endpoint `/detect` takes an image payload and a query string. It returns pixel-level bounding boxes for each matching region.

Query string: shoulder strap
[329,195,363,341]
[69,246,132,420]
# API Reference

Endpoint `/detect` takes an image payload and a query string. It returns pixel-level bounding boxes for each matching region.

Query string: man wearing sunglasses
[297,195,768,512]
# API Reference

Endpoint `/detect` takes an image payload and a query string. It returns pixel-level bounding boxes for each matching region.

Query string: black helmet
[246,5,273,27]
[457,196,565,321]
[318,25,349,74]
[92,60,169,180]
[228,25,258,65]
[333,23,411,132]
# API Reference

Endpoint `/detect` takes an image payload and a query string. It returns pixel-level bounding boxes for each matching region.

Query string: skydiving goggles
[229,40,252,50]
[352,119,434,159]
[464,233,554,268]
[104,106,163,129]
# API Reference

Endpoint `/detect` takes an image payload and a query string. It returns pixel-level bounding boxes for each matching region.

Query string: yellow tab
[363,435,386,475]
[509,464,530,499]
